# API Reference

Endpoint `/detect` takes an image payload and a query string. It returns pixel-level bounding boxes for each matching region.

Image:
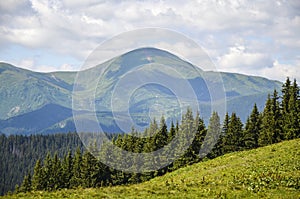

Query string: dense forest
[1,77,300,195]
[0,133,84,195]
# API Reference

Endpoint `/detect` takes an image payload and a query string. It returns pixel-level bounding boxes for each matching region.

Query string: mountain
[4,139,299,198]
[0,48,282,135]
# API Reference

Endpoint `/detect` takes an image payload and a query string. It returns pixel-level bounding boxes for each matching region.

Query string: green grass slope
[5,139,300,199]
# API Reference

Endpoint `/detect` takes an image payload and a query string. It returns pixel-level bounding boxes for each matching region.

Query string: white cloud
[216,44,300,81]
[217,45,273,71]
[0,0,299,81]
[261,60,300,82]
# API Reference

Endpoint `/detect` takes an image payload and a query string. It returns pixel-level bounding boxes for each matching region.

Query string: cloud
[216,44,300,81]
[261,60,300,82]
[217,45,273,70]
[0,0,299,81]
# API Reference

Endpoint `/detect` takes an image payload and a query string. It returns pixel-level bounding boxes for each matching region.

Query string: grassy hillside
[4,139,299,199]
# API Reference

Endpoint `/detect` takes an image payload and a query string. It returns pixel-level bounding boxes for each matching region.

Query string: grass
[4,139,300,199]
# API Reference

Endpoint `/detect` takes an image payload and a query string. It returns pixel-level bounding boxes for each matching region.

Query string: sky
[0,0,299,82]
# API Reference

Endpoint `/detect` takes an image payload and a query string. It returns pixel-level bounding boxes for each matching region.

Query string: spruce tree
[62,151,73,188]
[283,79,300,139]
[81,151,98,188]
[259,94,274,146]
[281,77,291,114]
[203,111,221,158]
[173,108,194,169]
[52,152,63,190]
[154,116,169,174]
[71,148,83,187]
[154,116,168,150]
[20,173,32,193]
[271,90,283,142]
[222,112,230,136]
[181,108,195,164]
[223,112,243,153]
[43,152,53,191]
[31,159,44,190]
[191,112,206,160]
[211,112,229,158]
[243,103,261,149]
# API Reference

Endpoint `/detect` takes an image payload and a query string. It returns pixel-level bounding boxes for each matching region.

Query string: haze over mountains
[0,48,281,135]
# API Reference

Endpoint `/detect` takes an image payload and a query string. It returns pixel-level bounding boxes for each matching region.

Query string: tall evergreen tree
[154,116,168,150]
[259,94,274,146]
[243,103,261,149]
[81,151,98,188]
[62,151,73,188]
[43,152,54,191]
[173,108,195,169]
[51,152,63,190]
[271,90,283,142]
[31,159,44,190]
[71,148,83,187]
[203,111,221,158]
[211,112,230,157]
[20,173,31,193]
[190,112,207,160]
[223,112,243,153]
[168,121,176,143]
[154,116,169,174]
[281,77,292,114]
[222,112,230,136]
[283,79,300,139]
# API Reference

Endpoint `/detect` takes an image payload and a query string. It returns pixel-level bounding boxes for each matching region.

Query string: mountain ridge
[0,47,282,135]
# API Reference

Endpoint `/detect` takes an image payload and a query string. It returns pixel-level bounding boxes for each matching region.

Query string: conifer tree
[217,112,230,155]
[211,112,229,157]
[173,108,194,169]
[259,94,274,146]
[43,152,54,190]
[223,112,243,153]
[81,151,98,188]
[168,121,176,143]
[243,103,261,149]
[62,151,73,188]
[281,77,291,114]
[271,90,283,142]
[154,116,168,150]
[283,79,300,139]
[71,148,83,187]
[149,116,168,175]
[222,112,230,136]
[190,112,206,161]
[203,111,221,158]
[20,173,31,193]
[52,152,63,190]
[31,159,44,190]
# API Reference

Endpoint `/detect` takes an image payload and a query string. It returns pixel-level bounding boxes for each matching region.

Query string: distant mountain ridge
[0,48,282,135]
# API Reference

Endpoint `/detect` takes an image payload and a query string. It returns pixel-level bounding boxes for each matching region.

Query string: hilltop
[5,139,299,199]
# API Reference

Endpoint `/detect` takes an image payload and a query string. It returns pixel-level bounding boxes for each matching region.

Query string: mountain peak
[120,47,192,65]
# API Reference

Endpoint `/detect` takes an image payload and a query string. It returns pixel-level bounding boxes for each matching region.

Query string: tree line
[15,77,300,194]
